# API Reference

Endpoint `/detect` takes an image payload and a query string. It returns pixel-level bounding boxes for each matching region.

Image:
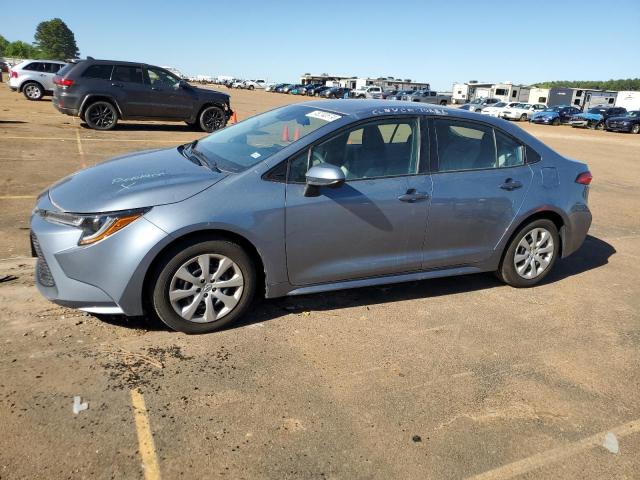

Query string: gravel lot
[1,80,639,480]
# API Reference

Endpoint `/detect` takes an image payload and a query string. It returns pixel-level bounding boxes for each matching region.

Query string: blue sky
[2,0,639,89]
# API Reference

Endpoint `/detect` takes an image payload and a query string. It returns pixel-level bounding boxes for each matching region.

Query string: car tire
[248,85,254,90]
[439,100,447,106]
[22,81,44,101]
[632,124,640,134]
[595,121,604,131]
[552,118,560,126]
[497,219,560,288]
[198,105,226,133]
[84,101,118,130]
[150,239,256,334]
[520,113,528,121]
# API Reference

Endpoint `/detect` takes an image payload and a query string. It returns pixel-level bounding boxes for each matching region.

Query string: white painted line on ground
[0,195,36,200]
[1,135,183,143]
[465,419,640,480]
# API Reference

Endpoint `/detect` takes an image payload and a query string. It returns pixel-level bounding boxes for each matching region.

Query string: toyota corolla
[31,101,592,333]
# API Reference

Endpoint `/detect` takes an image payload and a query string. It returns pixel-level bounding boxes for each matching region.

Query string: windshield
[492,102,507,108]
[627,111,640,117]
[195,105,343,172]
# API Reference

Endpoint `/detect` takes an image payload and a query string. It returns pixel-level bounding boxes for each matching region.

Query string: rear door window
[82,64,114,80]
[434,120,496,172]
[47,63,64,73]
[112,65,144,84]
[24,62,45,72]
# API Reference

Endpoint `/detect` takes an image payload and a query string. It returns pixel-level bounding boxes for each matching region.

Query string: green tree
[0,35,9,56]
[34,18,79,59]
[4,41,41,59]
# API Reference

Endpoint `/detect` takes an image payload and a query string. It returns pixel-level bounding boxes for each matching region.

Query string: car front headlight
[37,208,150,245]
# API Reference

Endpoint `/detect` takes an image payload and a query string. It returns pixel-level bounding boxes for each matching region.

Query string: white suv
[9,60,67,100]
[352,85,382,99]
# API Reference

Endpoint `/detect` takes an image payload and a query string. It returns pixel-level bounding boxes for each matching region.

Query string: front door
[145,66,194,119]
[285,117,431,286]
[424,118,533,268]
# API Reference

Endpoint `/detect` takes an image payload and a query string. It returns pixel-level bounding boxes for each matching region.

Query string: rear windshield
[57,62,81,77]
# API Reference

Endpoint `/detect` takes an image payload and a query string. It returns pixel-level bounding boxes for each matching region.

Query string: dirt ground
[1,79,639,480]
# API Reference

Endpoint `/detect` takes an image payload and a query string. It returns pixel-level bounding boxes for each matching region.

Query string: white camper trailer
[615,91,640,111]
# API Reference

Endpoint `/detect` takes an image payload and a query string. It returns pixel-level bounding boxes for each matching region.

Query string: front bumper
[30,198,169,316]
[569,120,590,128]
[531,117,554,124]
[605,123,632,132]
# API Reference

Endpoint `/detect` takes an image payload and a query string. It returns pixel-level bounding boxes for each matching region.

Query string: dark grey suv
[52,59,233,131]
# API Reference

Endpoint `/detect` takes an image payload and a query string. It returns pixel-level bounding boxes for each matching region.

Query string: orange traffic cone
[293,127,300,141]
[230,112,238,124]
[281,125,290,142]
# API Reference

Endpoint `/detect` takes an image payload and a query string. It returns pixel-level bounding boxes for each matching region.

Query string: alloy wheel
[513,228,555,280]
[24,84,42,99]
[87,104,116,129]
[201,107,225,132]
[169,254,244,323]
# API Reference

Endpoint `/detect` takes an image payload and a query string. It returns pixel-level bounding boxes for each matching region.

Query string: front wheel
[552,118,560,126]
[248,85,254,90]
[22,82,44,100]
[520,113,528,121]
[199,105,226,132]
[151,239,256,334]
[84,101,118,130]
[439,100,447,106]
[631,124,640,134]
[497,219,559,288]
[595,121,605,131]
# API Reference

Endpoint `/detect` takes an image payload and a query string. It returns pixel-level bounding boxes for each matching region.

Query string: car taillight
[53,77,74,87]
[575,171,593,185]
[10,70,18,78]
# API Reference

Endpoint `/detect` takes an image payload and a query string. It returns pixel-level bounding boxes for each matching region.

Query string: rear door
[42,62,64,90]
[285,116,431,286]
[110,64,151,118]
[423,118,532,268]
[145,66,194,119]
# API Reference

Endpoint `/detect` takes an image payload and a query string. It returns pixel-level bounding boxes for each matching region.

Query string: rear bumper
[563,204,592,258]
[52,96,79,116]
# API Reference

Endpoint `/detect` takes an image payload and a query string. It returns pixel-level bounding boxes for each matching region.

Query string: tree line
[532,79,640,91]
[1,18,79,60]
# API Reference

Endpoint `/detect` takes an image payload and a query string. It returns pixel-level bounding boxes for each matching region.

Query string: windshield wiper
[182,140,221,172]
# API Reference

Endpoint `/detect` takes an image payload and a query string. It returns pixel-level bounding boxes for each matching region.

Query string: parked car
[231,80,246,88]
[283,84,303,94]
[402,90,451,106]
[8,59,67,100]
[296,83,322,95]
[320,87,351,99]
[530,105,581,125]
[500,103,547,121]
[289,85,310,95]
[1,61,10,73]
[462,98,502,112]
[604,110,640,134]
[52,59,232,132]
[372,89,397,99]
[306,85,331,96]
[30,100,592,333]
[481,101,521,118]
[243,80,266,90]
[275,84,291,93]
[386,90,415,101]
[351,85,382,99]
[569,106,627,130]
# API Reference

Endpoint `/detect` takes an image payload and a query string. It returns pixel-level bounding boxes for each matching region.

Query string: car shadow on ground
[95,235,615,333]
[80,123,196,133]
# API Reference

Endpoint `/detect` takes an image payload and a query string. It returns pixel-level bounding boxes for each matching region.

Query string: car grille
[31,232,55,287]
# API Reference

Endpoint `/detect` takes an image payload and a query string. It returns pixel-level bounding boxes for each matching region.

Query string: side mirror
[177,80,188,89]
[304,164,345,196]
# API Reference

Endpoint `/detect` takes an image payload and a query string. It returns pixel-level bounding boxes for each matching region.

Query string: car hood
[190,86,229,101]
[607,115,634,122]
[533,111,557,118]
[48,147,227,213]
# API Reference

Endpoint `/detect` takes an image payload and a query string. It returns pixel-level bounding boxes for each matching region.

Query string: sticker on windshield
[250,152,261,159]
[305,110,342,122]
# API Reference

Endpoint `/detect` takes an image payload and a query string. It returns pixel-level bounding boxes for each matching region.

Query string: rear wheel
[22,82,43,100]
[498,219,559,288]
[439,100,447,106]
[84,101,118,130]
[150,239,256,333]
[198,105,226,132]
[248,85,254,90]
[520,113,528,121]
[595,121,605,131]
[552,118,560,126]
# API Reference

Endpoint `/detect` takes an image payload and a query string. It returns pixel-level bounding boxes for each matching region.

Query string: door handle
[500,178,523,191]
[398,188,429,203]
[111,83,123,88]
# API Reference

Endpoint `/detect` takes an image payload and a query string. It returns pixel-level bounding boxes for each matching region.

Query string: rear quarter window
[82,64,114,80]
